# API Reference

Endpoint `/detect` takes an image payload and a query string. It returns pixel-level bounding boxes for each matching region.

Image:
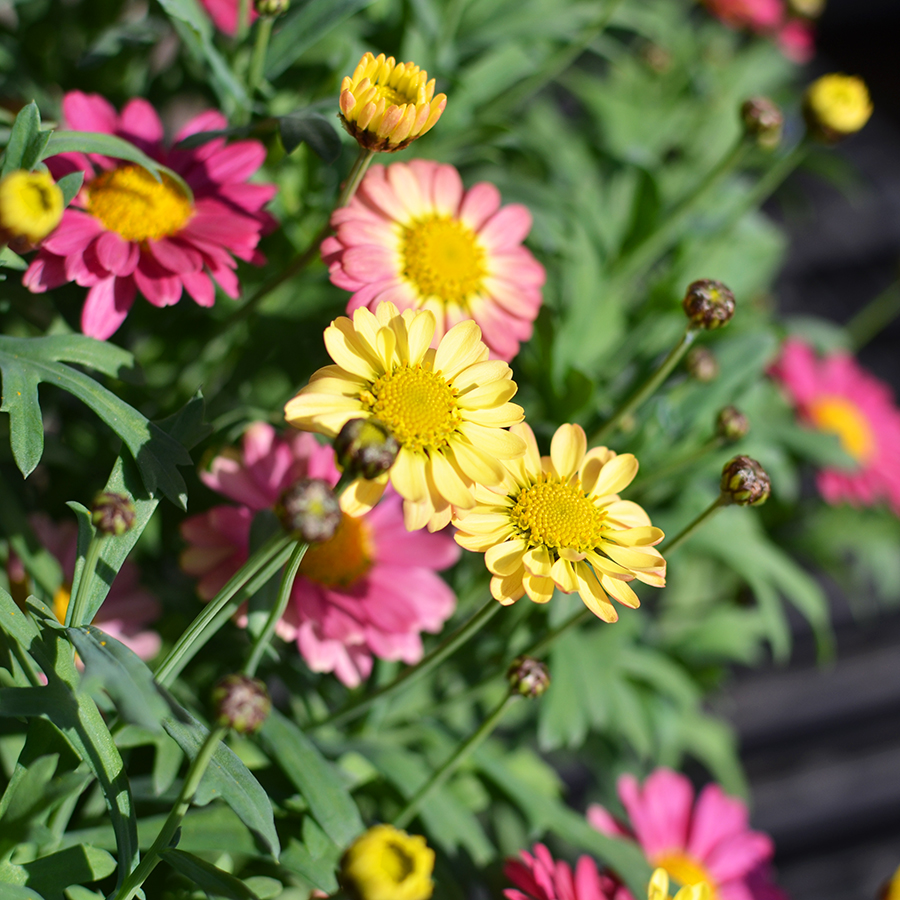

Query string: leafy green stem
[66,533,104,628]
[337,147,376,208]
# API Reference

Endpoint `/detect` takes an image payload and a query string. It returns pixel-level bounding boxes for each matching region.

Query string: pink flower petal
[119,98,165,147]
[81,276,136,339]
[63,91,118,134]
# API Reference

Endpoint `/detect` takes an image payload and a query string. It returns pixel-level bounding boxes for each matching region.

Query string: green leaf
[266,0,379,79]
[68,626,171,732]
[3,845,116,898]
[163,710,280,858]
[2,102,48,177]
[42,132,161,180]
[160,849,259,899]
[0,246,28,270]
[0,334,193,507]
[279,113,341,163]
[279,823,340,894]
[259,709,363,848]
[57,171,84,206]
[0,886,46,900]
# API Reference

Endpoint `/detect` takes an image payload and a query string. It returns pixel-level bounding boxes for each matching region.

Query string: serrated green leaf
[259,709,362,847]
[163,710,280,858]
[68,626,171,732]
[0,885,46,900]
[160,849,259,899]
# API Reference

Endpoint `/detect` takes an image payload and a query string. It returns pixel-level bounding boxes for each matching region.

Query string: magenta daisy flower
[197,0,256,36]
[588,769,778,900]
[321,159,545,362]
[8,513,161,661]
[24,91,276,340]
[701,0,784,33]
[180,423,460,687]
[770,338,900,514]
[505,844,624,900]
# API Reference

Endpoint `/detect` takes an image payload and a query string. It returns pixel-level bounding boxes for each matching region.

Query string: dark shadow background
[728,2,900,897]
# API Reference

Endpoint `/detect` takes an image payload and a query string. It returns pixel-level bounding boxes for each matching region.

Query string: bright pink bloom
[504,844,622,900]
[322,159,545,362]
[777,19,815,63]
[588,768,778,900]
[770,338,900,514]
[197,0,256,35]
[25,91,276,340]
[11,514,161,661]
[180,423,460,687]
[702,0,784,32]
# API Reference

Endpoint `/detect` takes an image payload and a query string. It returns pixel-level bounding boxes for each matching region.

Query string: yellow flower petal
[433,320,488,379]
[485,538,528,576]
[340,475,387,517]
[590,453,639,498]
[325,316,381,381]
[648,869,670,900]
[456,379,518,410]
[523,572,555,603]
[598,574,640,609]
[403,497,433,531]
[604,500,652,528]
[575,566,618,622]
[429,449,475,508]
[491,568,526,604]
[458,421,526,458]
[391,446,429,502]
[550,557,579,593]
[611,525,665,547]
[550,423,587,480]
[523,545,553,577]
[448,439,506,484]
[580,446,617,494]
[453,360,513,393]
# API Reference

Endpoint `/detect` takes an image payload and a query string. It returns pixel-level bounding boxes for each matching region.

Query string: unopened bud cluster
[212,674,271,734]
[741,97,783,149]
[716,407,750,443]
[507,656,551,698]
[254,0,289,15]
[91,492,136,536]
[721,455,770,507]
[277,479,342,543]
[682,279,735,330]
[335,418,400,481]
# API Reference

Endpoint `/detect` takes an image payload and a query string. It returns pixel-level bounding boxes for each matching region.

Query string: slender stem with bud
[393,690,517,829]
[663,495,730,555]
[593,326,698,444]
[247,17,274,98]
[66,533,104,628]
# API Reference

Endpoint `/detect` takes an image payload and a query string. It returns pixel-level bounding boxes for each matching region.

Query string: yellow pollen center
[808,395,874,462]
[380,841,416,884]
[653,852,717,900]
[374,83,412,106]
[400,215,486,309]
[298,512,373,588]
[510,476,608,553]
[87,165,193,242]
[361,364,461,452]
[53,584,72,625]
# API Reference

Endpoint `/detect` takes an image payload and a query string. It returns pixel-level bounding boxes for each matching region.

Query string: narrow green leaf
[259,709,363,847]
[160,849,260,900]
[69,626,171,732]
[278,113,341,162]
[2,102,41,177]
[0,585,41,646]
[0,246,28,270]
[56,171,85,206]
[0,362,43,478]
[163,710,280,857]
[0,686,60,718]
[41,131,162,179]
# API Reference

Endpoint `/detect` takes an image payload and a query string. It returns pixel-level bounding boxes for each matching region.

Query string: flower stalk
[337,147,377,209]
[66,533,105,629]
[247,16,274,98]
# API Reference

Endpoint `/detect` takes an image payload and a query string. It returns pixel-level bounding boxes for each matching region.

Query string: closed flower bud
[212,674,271,734]
[741,97,784,150]
[341,824,435,900]
[276,478,342,543]
[720,455,771,506]
[91,491,137,536]
[682,279,736,330]
[0,170,64,247]
[685,346,719,382]
[804,74,872,142]
[254,0,288,14]
[335,418,400,481]
[716,406,750,442]
[507,656,551,698]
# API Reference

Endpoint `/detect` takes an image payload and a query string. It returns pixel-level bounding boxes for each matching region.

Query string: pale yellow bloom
[0,170,64,244]
[284,301,525,532]
[341,824,435,900]
[804,74,872,139]
[339,52,447,152]
[649,868,711,900]
[453,423,665,621]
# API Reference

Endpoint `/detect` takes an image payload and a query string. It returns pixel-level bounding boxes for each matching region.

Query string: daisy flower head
[283,301,527,532]
[804,74,872,140]
[322,159,546,362]
[588,768,778,900]
[0,170,64,245]
[180,423,460,687]
[24,91,276,340]
[504,844,624,900]
[453,423,665,622]
[769,338,900,514]
[339,52,446,153]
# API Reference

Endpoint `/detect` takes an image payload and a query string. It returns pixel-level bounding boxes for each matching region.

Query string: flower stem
[66,533,105,628]
[847,277,900,351]
[392,690,517,829]
[111,724,227,900]
[336,147,376,208]
[243,539,308,677]
[313,598,501,731]
[155,532,294,687]
[663,494,729,555]
[247,16,274,98]
[592,326,698,445]
[237,0,251,41]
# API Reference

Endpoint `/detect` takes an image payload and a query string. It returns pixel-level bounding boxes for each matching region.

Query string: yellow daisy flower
[649,868,710,900]
[284,301,525,532]
[340,824,435,900]
[453,423,665,621]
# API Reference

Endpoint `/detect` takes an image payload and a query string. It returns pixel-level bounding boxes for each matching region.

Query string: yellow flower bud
[0,170,64,245]
[340,824,435,900]
[804,74,872,142]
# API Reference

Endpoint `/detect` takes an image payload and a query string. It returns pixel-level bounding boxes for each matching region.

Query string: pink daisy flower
[587,768,778,900]
[8,513,161,661]
[776,19,815,63]
[321,159,545,362]
[505,844,625,900]
[197,0,256,35]
[770,338,900,513]
[701,0,784,33]
[24,91,276,340]
[180,422,460,687]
